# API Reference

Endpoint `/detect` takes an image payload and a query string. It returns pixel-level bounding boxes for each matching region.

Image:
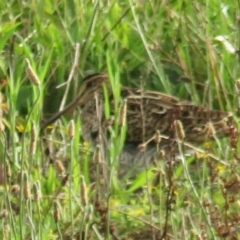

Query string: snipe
[41,73,232,173]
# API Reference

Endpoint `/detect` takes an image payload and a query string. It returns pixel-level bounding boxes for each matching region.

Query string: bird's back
[120,87,232,144]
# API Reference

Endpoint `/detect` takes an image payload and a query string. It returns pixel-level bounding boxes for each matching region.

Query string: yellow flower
[16,124,25,133]
[215,165,224,173]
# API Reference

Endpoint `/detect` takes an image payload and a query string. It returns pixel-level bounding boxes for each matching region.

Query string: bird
[41,73,232,174]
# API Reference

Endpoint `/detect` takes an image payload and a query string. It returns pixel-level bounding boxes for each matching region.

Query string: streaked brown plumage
[42,73,231,141]
[41,73,232,173]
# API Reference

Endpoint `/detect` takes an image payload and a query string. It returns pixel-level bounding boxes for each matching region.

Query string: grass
[0,0,239,239]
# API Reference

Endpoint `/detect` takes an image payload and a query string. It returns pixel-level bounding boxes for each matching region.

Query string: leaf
[0,21,21,50]
[126,169,155,193]
[214,36,236,54]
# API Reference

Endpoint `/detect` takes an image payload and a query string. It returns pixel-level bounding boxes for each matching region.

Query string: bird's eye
[86,81,93,88]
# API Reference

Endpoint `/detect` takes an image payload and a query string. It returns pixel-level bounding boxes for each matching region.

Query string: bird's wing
[121,88,231,143]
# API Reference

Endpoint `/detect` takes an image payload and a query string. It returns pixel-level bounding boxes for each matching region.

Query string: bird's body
[42,73,232,173]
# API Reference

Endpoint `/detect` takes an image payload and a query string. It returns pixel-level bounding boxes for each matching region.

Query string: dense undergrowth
[0,0,240,239]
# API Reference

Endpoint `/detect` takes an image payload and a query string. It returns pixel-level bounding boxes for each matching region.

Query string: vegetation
[0,0,239,239]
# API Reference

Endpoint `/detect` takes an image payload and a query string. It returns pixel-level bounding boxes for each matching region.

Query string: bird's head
[77,73,109,107]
